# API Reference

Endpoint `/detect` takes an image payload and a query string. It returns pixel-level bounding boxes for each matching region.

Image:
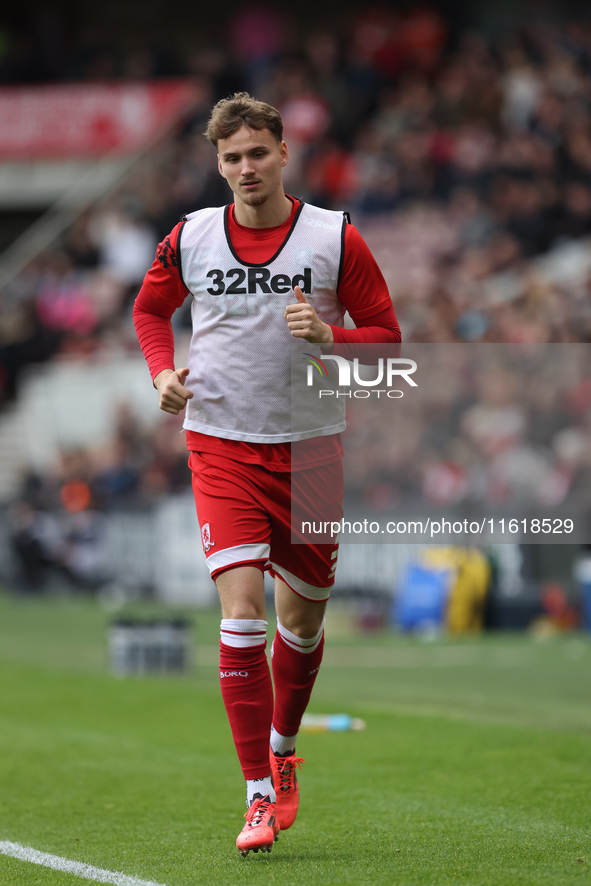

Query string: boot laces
[277,756,304,794]
[245,796,272,826]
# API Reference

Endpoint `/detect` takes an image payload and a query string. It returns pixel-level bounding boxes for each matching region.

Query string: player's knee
[216,565,266,620]
[279,612,325,639]
[222,600,265,621]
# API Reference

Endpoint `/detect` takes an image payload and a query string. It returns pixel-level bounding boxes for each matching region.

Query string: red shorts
[189,451,343,601]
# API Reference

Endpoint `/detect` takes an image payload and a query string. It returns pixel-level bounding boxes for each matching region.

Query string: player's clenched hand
[284,286,334,344]
[154,367,194,415]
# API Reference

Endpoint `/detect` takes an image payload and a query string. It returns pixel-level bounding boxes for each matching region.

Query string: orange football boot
[236,796,280,857]
[270,752,304,830]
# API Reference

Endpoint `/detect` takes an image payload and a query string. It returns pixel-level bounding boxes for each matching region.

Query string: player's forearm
[133,303,176,381]
[331,299,402,345]
[329,304,401,361]
[331,323,401,345]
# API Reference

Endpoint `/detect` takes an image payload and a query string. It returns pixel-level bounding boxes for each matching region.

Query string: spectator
[3,4,591,414]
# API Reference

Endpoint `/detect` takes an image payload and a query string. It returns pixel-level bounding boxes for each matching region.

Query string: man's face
[217,126,289,208]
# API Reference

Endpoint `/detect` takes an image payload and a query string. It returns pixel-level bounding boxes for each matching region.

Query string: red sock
[271,620,324,739]
[219,619,273,780]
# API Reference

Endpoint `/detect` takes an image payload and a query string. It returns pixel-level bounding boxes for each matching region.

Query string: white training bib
[179,202,347,443]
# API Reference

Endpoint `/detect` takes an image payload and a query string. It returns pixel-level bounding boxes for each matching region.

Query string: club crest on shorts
[201,522,215,552]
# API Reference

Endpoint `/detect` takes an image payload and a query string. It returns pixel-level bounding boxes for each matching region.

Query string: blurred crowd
[5,404,191,591]
[2,9,591,395]
[344,343,591,515]
[1,3,591,552]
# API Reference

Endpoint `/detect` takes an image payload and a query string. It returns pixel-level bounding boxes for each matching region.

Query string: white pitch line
[0,841,168,886]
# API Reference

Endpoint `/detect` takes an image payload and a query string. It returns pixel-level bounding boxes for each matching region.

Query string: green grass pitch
[0,590,589,885]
